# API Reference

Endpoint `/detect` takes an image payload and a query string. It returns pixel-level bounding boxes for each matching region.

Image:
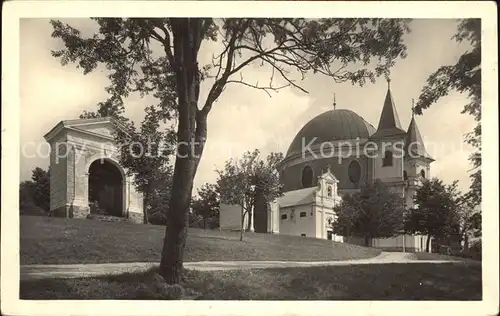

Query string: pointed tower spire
[405,110,434,162]
[371,77,405,138]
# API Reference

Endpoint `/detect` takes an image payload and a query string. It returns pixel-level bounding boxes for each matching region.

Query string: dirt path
[21,252,462,281]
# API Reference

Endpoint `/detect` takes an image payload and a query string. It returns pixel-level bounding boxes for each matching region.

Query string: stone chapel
[44,117,144,223]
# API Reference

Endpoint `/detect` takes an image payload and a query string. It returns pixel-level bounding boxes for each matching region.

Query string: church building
[267,82,434,252]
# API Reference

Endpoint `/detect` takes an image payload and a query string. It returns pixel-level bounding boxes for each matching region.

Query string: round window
[301,165,314,188]
[348,160,361,183]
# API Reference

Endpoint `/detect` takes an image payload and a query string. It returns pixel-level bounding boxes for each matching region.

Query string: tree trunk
[364,235,370,247]
[240,207,245,241]
[159,155,196,284]
[159,19,206,284]
[463,233,469,253]
[426,235,431,252]
[143,191,149,224]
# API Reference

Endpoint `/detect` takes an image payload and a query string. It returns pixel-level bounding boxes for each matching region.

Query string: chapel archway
[88,159,124,217]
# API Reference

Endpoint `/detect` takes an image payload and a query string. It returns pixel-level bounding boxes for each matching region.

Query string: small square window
[281,214,287,220]
[301,233,306,237]
[300,212,307,217]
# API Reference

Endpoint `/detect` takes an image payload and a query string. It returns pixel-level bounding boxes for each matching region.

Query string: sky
[19,18,477,193]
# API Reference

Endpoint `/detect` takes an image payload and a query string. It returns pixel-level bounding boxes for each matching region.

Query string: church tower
[403,102,435,208]
[370,79,407,195]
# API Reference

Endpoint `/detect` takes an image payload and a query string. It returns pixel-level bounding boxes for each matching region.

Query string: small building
[268,168,343,241]
[43,117,144,223]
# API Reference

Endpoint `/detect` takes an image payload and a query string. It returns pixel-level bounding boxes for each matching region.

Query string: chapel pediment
[44,117,128,143]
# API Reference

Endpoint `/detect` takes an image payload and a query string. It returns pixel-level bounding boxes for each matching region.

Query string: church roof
[278,187,317,208]
[405,116,434,161]
[286,109,376,157]
[371,86,406,139]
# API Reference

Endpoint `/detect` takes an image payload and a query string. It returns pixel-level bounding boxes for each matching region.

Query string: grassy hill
[20,216,381,265]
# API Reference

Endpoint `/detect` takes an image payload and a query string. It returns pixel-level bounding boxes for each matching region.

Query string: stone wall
[128,211,144,224]
[49,142,68,211]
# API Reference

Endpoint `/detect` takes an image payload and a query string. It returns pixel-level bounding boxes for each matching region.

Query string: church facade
[44,117,144,223]
[267,83,434,252]
[267,168,343,241]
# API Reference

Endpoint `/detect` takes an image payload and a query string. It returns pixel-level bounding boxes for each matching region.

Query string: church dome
[286,109,376,157]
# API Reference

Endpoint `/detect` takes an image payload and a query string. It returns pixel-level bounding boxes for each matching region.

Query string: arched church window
[382,150,393,167]
[327,185,332,197]
[403,170,408,181]
[348,160,361,183]
[420,169,426,179]
[301,165,314,188]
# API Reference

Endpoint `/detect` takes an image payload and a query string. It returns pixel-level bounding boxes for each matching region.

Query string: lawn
[20,262,482,300]
[20,216,381,265]
[414,251,480,263]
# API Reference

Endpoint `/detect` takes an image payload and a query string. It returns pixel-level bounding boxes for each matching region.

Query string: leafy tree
[19,180,38,215]
[145,178,173,225]
[217,149,284,240]
[31,167,50,212]
[404,178,460,252]
[446,181,481,252]
[252,151,284,232]
[20,167,51,215]
[332,180,405,246]
[415,19,481,206]
[217,150,259,241]
[51,17,411,283]
[79,96,129,123]
[191,183,220,229]
[115,106,176,224]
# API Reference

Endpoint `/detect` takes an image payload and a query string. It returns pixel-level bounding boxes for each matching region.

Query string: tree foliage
[404,178,461,251]
[332,180,405,246]
[415,19,481,206]
[51,17,411,283]
[191,183,220,229]
[31,167,51,212]
[216,149,284,239]
[115,106,176,224]
[20,167,50,215]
